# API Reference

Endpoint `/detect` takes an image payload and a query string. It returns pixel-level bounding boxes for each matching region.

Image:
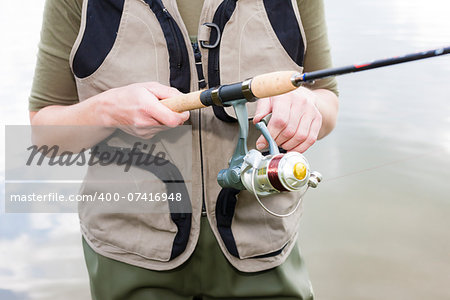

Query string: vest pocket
[78,149,192,262]
[216,188,303,259]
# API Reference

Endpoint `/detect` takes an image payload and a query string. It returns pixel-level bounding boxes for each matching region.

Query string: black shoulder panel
[263,0,305,66]
[207,0,239,123]
[210,0,305,123]
[73,0,124,78]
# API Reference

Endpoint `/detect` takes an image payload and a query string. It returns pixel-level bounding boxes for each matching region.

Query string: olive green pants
[82,217,313,300]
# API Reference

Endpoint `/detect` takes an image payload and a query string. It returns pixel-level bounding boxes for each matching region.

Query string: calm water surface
[0,0,449,299]
[302,0,450,299]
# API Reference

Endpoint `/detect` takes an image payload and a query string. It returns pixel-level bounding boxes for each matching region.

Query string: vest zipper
[145,0,190,93]
[192,41,207,216]
[199,112,207,216]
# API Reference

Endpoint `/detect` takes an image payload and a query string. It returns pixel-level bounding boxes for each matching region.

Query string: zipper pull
[162,7,172,18]
[192,42,199,52]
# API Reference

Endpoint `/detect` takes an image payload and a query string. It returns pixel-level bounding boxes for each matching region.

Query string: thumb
[141,82,182,99]
[253,98,272,124]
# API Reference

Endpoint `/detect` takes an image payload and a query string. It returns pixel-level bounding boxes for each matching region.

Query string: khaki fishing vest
[70,0,307,272]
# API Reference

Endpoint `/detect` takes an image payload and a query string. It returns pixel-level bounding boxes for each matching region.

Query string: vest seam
[127,12,162,83]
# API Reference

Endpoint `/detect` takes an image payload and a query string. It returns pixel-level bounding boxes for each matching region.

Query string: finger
[139,91,188,127]
[133,118,163,128]
[293,117,322,153]
[138,127,166,139]
[179,111,190,123]
[280,114,312,151]
[273,97,304,146]
[266,96,291,144]
[140,83,189,122]
[119,126,153,139]
[256,96,290,150]
[141,82,182,99]
[153,102,189,127]
[253,97,272,124]
[121,126,163,139]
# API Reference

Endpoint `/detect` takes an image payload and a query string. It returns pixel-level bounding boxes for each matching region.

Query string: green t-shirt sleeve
[28,0,83,111]
[297,0,339,96]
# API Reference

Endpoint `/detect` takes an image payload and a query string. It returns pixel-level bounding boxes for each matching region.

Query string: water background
[0,0,449,299]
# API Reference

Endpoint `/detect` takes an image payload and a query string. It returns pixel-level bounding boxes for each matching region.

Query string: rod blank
[295,46,450,83]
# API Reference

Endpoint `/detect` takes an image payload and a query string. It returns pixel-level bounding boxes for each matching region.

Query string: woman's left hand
[253,87,323,154]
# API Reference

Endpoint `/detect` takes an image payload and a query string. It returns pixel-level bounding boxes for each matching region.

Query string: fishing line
[320,147,447,183]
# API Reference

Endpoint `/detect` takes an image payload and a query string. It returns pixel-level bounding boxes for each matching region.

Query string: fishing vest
[70,0,307,272]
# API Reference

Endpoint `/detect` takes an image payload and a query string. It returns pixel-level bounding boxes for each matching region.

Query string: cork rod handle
[159,90,205,112]
[251,71,298,98]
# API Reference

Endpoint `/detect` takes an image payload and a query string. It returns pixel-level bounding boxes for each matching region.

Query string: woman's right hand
[98,82,190,139]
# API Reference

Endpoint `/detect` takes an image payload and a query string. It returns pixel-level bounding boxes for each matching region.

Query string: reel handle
[255,114,279,156]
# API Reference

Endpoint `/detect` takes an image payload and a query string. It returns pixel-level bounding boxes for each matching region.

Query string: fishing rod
[160,46,450,112]
[159,46,449,218]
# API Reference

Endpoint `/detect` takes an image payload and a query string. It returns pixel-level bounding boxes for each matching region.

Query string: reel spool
[241,150,322,196]
[217,100,322,217]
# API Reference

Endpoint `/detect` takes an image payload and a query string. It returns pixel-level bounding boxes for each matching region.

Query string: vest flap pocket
[82,212,177,262]
[78,159,191,262]
[215,187,303,260]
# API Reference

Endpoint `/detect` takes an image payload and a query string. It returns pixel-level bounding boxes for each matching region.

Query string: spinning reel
[216,99,322,217]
